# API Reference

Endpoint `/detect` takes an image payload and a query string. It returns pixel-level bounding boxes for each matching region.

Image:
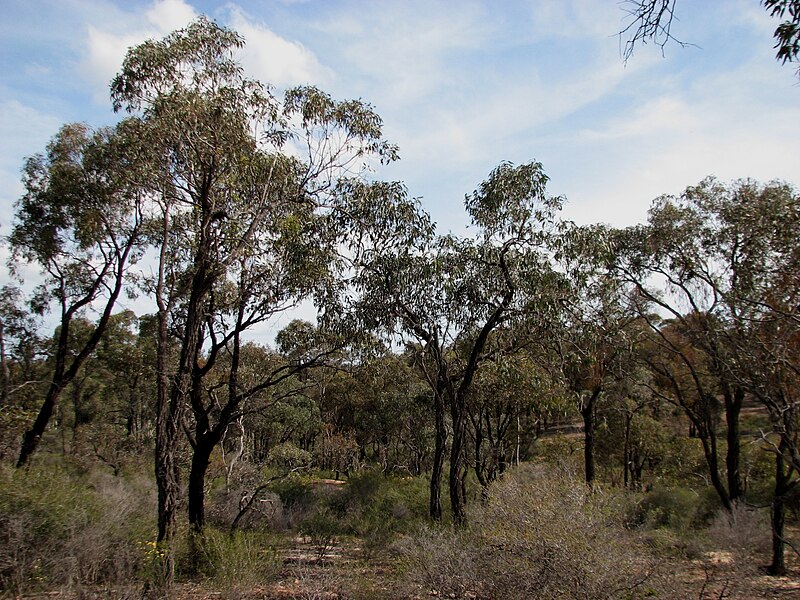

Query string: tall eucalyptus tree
[545,224,641,486]
[9,122,146,468]
[614,177,800,573]
[109,17,415,573]
[353,161,563,524]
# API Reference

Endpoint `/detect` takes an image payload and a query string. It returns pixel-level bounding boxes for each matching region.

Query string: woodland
[1,5,800,599]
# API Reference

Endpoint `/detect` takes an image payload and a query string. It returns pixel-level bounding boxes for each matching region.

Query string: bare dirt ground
[21,538,800,600]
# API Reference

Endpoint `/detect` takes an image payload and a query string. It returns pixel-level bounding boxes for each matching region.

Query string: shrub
[266,442,313,472]
[634,486,700,530]
[0,463,153,596]
[341,470,429,558]
[198,528,280,592]
[400,463,662,600]
[299,507,343,561]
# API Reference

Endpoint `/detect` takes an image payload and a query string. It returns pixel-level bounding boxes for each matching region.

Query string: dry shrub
[706,503,770,562]
[687,504,773,598]
[400,463,661,600]
[198,528,280,595]
[0,463,154,596]
[207,487,284,531]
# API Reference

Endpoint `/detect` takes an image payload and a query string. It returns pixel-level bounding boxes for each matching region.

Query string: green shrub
[269,473,314,511]
[299,507,343,561]
[340,470,429,557]
[265,442,313,472]
[634,485,706,530]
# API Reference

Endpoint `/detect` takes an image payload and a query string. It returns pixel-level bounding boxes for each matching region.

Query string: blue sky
[1,0,799,327]
[2,0,799,231]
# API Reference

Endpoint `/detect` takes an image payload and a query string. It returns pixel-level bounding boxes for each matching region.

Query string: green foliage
[298,506,343,561]
[634,486,701,530]
[269,473,315,514]
[765,0,800,68]
[341,471,429,558]
[0,407,36,463]
[266,442,313,472]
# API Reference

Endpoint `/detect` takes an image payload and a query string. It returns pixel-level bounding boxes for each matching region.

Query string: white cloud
[81,0,198,100]
[145,0,197,32]
[80,1,330,98]
[314,2,493,106]
[525,0,623,41]
[575,96,699,143]
[0,100,62,211]
[226,6,332,88]
[0,100,64,287]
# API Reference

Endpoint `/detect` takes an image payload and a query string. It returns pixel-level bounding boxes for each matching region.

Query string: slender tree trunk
[0,318,9,405]
[700,431,733,512]
[623,412,631,489]
[154,307,182,590]
[152,203,180,591]
[429,391,447,521]
[449,394,467,526]
[581,388,601,486]
[472,409,492,501]
[769,438,791,576]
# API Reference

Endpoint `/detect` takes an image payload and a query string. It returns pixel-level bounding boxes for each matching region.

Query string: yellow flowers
[140,539,166,561]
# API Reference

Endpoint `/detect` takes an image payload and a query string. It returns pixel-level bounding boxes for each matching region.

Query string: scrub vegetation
[1,13,799,599]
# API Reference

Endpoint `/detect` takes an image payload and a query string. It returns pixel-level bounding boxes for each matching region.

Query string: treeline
[1,17,799,595]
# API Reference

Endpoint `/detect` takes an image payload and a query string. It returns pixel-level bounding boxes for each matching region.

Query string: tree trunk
[188,440,214,532]
[0,318,9,405]
[623,412,631,489]
[724,386,744,504]
[152,203,180,590]
[154,303,181,586]
[17,381,65,467]
[429,391,447,521]
[581,389,601,486]
[769,439,791,576]
[449,395,467,526]
[699,430,733,511]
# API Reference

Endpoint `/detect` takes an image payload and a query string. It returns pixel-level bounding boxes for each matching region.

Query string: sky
[1,0,799,331]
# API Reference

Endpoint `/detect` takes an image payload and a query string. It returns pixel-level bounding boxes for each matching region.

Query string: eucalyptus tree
[0,285,41,406]
[613,188,748,510]
[110,17,412,563]
[539,224,641,486]
[9,122,146,468]
[615,177,800,572]
[467,351,546,494]
[693,178,800,575]
[353,161,563,524]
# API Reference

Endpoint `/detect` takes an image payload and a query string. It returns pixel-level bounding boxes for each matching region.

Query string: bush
[341,470,428,558]
[207,486,284,532]
[634,486,700,530]
[400,463,661,600]
[198,528,280,592]
[266,442,313,472]
[0,462,154,596]
[299,507,343,561]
